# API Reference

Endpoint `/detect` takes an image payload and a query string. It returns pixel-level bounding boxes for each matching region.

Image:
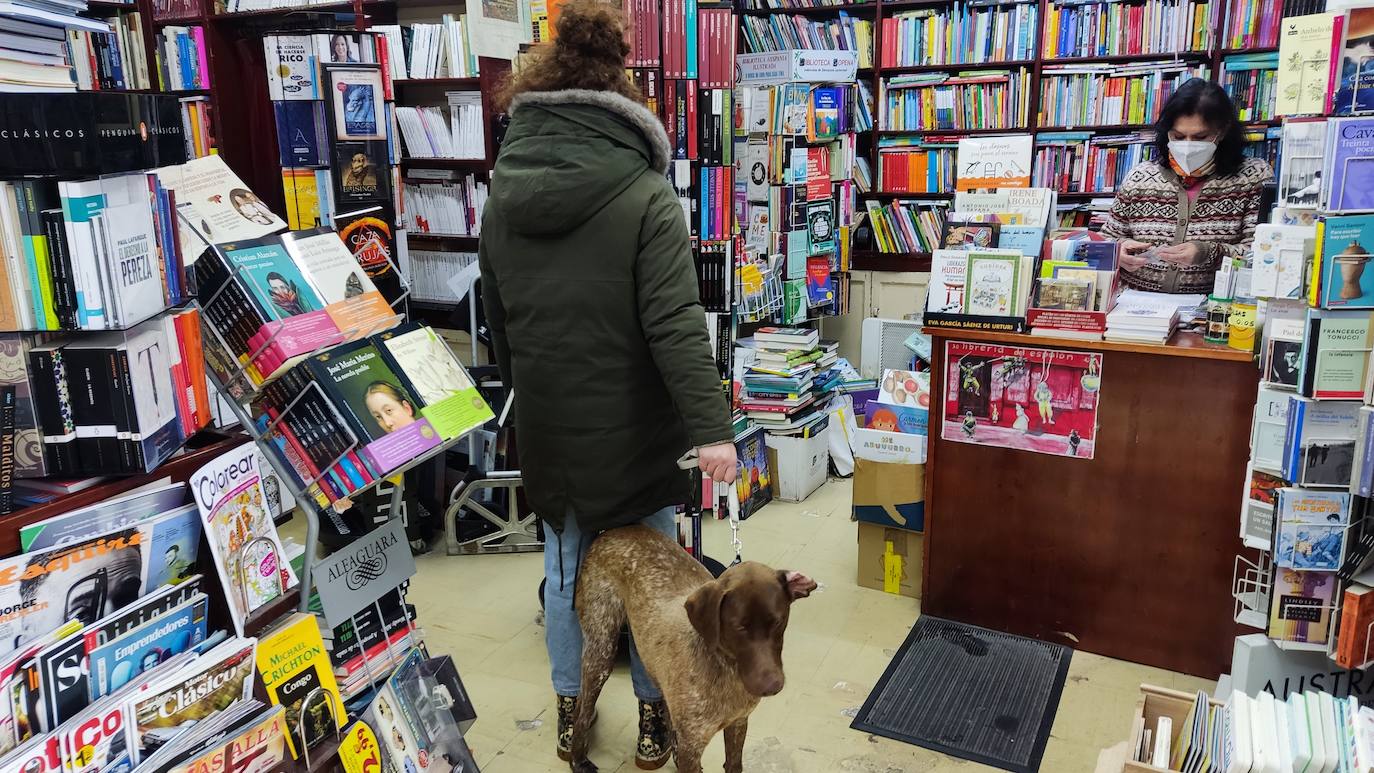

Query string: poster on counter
[941,340,1103,459]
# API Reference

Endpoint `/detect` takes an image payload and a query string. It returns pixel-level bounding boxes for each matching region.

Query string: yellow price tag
[882,540,902,595]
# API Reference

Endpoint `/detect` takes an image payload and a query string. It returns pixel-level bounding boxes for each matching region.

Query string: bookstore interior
[22,0,1374,770]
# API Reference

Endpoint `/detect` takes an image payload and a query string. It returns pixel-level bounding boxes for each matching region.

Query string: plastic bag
[827,393,858,477]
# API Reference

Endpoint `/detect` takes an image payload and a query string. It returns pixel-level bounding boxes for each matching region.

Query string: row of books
[67,12,152,91]
[624,0,663,67]
[1041,0,1214,60]
[878,3,1037,69]
[741,11,873,69]
[880,69,1031,132]
[0,173,188,332]
[253,322,492,506]
[1032,131,1153,195]
[152,23,209,92]
[405,249,474,305]
[694,164,734,242]
[876,137,956,194]
[862,198,946,254]
[1038,61,1209,129]
[372,17,476,81]
[664,83,735,163]
[1223,0,1327,49]
[742,81,858,141]
[1221,52,1279,123]
[263,32,382,102]
[401,176,486,237]
[394,93,484,161]
[29,308,210,476]
[0,0,110,92]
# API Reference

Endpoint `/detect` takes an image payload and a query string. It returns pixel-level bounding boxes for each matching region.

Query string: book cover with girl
[372,324,493,440]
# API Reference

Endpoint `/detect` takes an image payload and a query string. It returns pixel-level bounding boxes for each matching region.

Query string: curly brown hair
[497,0,640,110]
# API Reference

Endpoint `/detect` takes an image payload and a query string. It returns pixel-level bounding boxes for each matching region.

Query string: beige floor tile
[409,478,1214,772]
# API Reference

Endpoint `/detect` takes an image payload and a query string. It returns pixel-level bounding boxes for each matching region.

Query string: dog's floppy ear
[685,580,725,649]
[780,570,817,601]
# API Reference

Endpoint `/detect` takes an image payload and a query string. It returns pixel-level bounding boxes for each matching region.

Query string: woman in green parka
[477,1,737,767]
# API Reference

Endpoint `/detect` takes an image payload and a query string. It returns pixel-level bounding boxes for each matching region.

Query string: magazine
[129,638,257,762]
[18,482,190,551]
[87,593,209,699]
[187,443,299,635]
[164,704,290,773]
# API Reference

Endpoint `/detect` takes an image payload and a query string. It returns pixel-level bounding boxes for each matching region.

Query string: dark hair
[497,0,638,110]
[1154,78,1245,177]
[266,272,287,284]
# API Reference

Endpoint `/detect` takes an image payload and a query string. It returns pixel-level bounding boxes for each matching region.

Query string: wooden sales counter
[922,326,1258,678]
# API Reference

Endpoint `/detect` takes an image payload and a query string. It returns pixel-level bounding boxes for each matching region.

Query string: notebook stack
[1105,290,1184,344]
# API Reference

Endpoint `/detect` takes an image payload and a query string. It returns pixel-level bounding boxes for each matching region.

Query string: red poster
[941,340,1103,459]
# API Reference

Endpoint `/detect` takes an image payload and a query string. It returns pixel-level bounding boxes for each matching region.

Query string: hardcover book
[256,613,346,758]
[1325,117,1374,213]
[304,340,442,475]
[964,252,1022,317]
[372,324,492,441]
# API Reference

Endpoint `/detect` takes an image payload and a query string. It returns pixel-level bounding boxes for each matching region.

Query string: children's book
[371,323,492,441]
[1325,117,1374,213]
[256,613,346,758]
[1275,488,1351,570]
[940,220,999,251]
[964,251,1022,317]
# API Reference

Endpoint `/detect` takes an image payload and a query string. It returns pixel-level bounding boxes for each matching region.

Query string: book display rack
[737,0,1301,274]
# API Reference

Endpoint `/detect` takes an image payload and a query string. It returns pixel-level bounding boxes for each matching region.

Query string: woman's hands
[698,442,738,483]
[1117,240,1203,270]
[1119,239,1152,271]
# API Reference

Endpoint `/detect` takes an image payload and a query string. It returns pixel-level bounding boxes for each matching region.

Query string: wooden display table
[923,328,1258,678]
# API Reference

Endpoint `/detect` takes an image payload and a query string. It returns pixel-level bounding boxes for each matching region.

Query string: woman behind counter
[1102,78,1272,294]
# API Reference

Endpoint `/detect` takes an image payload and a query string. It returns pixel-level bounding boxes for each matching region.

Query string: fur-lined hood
[488,88,671,236]
[509,89,670,174]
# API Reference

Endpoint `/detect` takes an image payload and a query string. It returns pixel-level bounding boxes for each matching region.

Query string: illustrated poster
[942,340,1103,459]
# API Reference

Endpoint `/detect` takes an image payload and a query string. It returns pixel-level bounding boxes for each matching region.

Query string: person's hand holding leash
[698,442,738,483]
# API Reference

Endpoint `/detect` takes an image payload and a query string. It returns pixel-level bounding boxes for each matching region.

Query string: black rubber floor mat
[850,615,1073,773]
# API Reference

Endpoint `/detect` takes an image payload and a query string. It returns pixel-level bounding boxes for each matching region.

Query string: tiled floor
[408,478,1212,772]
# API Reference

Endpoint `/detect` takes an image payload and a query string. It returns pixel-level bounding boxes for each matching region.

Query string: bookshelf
[739,0,1298,270]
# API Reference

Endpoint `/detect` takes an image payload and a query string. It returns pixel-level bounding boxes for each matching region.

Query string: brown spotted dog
[568,525,816,773]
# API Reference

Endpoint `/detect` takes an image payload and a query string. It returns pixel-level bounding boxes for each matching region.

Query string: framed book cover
[332,140,389,206]
[942,339,1103,459]
[323,64,385,142]
[1326,117,1374,213]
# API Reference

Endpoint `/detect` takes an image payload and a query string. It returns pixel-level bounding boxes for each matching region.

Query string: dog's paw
[570,759,598,773]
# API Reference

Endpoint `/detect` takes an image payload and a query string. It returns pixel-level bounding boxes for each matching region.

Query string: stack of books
[1104,290,1185,344]
[740,327,835,434]
[0,0,108,92]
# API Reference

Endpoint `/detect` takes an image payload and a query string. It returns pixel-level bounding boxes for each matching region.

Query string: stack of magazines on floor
[1134,688,1374,771]
[738,326,839,435]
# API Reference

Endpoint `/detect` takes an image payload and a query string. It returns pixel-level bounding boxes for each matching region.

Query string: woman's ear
[685,580,725,649]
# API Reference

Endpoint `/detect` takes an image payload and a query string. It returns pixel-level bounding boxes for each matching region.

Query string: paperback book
[1325,117,1374,213]
[371,323,492,441]
[256,612,346,758]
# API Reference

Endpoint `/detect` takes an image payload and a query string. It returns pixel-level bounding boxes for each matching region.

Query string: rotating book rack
[189,228,482,614]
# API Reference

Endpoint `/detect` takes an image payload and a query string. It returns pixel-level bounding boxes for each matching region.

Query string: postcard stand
[1232,550,1272,629]
[297,686,344,770]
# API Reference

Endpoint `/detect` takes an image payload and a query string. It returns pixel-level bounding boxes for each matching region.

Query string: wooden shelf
[1036,123,1155,132]
[862,190,952,198]
[392,77,480,88]
[879,58,1034,75]
[924,326,1252,362]
[738,3,875,15]
[851,250,932,272]
[1220,46,1278,56]
[209,0,391,20]
[1043,51,1212,66]
[408,232,479,244]
[877,127,1029,136]
[1056,191,1118,199]
[400,157,489,172]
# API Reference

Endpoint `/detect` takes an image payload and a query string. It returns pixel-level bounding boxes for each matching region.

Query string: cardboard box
[857,522,921,598]
[765,427,829,502]
[852,458,924,530]
[852,427,926,464]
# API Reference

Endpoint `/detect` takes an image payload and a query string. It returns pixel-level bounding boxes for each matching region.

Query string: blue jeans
[544,506,677,701]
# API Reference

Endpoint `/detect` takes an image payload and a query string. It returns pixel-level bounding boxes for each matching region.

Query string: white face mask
[1168,140,1217,175]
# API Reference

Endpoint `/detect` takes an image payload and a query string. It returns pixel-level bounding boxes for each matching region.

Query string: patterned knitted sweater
[1101,158,1272,294]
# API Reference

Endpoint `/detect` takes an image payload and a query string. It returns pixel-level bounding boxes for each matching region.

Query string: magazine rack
[736,257,785,324]
[297,686,344,770]
[197,252,408,400]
